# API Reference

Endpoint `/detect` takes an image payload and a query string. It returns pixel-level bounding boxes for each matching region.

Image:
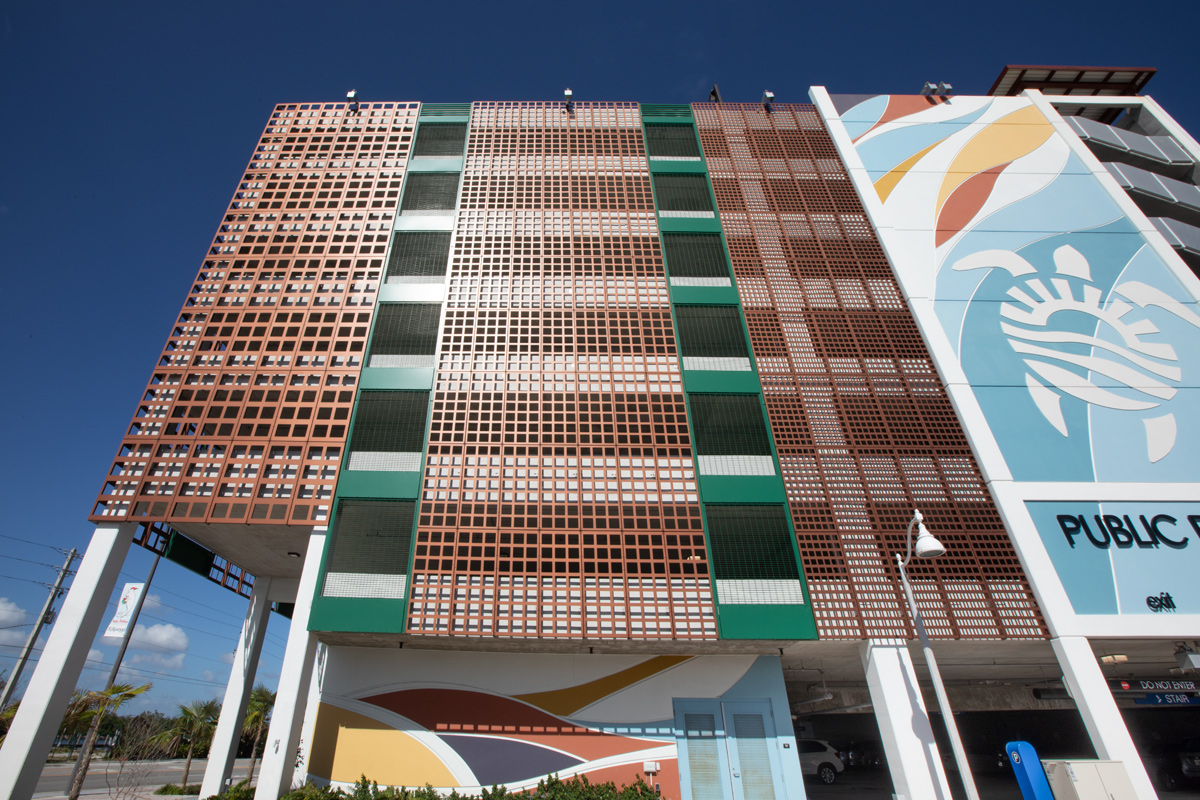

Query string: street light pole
[896,510,980,800]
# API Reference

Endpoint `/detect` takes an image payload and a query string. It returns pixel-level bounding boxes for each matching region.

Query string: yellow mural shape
[308,703,461,787]
[514,655,692,716]
[873,140,944,204]
[934,105,1054,218]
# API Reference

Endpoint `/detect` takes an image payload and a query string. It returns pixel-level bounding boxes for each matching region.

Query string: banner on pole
[104,583,144,638]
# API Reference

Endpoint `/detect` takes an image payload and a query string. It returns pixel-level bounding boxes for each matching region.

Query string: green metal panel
[697,475,787,504]
[309,596,407,633]
[682,371,762,394]
[717,604,816,640]
[667,284,741,305]
[657,217,724,234]
[648,160,708,175]
[640,103,694,120]
[164,532,214,577]
[359,367,435,391]
[335,470,422,499]
[418,102,472,120]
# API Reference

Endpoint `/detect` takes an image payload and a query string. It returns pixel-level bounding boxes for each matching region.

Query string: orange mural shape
[853,95,946,143]
[934,163,1010,247]
[934,105,1054,222]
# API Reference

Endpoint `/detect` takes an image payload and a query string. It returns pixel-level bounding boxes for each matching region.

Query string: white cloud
[121,622,189,654]
[219,650,236,665]
[0,598,30,647]
[201,669,218,684]
[128,651,186,672]
[86,648,106,666]
[142,594,166,614]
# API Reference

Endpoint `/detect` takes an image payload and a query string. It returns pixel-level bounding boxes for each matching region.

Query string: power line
[0,553,74,572]
[2,642,271,690]
[0,574,57,589]
[117,571,290,651]
[0,533,74,555]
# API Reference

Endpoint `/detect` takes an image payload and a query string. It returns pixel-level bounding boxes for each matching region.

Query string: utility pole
[0,548,78,711]
[67,553,160,800]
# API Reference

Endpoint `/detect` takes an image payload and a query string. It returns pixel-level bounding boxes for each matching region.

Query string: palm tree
[154,699,220,787]
[67,683,151,800]
[243,685,275,785]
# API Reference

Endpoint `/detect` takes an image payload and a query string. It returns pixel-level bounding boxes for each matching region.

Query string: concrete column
[860,639,952,800]
[255,529,325,800]
[200,576,274,798]
[1052,636,1158,799]
[0,524,135,800]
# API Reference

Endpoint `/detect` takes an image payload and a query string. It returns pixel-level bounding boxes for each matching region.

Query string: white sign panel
[104,583,144,638]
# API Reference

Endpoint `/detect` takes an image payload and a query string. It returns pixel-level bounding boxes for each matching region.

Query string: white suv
[795,739,846,785]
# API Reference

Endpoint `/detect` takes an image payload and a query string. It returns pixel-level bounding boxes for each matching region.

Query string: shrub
[270,774,659,800]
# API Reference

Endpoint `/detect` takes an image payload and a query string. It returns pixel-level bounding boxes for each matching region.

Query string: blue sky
[0,0,1196,714]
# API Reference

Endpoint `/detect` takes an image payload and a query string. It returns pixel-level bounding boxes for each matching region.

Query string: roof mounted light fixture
[762,90,775,110]
[564,87,574,113]
[709,83,723,103]
[937,82,953,97]
[346,89,359,114]
[921,82,938,96]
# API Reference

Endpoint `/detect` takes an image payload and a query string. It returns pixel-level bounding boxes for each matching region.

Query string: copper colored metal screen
[694,103,1046,640]
[90,102,418,533]
[407,102,716,640]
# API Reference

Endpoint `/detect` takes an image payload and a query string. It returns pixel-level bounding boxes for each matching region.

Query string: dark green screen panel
[401,173,460,211]
[688,394,771,455]
[705,505,800,581]
[646,124,701,158]
[653,174,713,212]
[662,233,729,278]
[413,123,467,156]
[326,499,414,577]
[368,304,441,357]
[348,391,430,454]
[386,232,452,278]
[675,306,749,358]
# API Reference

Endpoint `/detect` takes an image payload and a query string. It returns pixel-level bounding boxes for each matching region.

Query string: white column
[1052,636,1158,799]
[255,529,325,800]
[201,576,274,798]
[0,524,135,800]
[860,639,952,800]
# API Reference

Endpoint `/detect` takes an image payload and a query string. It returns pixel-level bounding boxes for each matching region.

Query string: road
[34,757,255,798]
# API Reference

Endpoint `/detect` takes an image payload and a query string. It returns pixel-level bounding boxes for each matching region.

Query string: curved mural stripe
[935,105,1054,219]
[874,140,943,203]
[439,734,584,787]
[307,704,462,787]
[856,101,994,176]
[362,689,661,760]
[514,655,691,716]
[935,163,1010,246]
[860,95,944,140]
[839,95,888,141]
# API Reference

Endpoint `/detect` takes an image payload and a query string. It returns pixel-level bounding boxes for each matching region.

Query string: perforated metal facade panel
[90,101,418,533]
[694,102,1046,640]
[407,102,717,640]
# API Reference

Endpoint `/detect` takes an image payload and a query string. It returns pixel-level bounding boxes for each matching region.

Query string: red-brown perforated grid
[90,102,419,536]
[406,102,716,640]
[694,102,1046,640]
